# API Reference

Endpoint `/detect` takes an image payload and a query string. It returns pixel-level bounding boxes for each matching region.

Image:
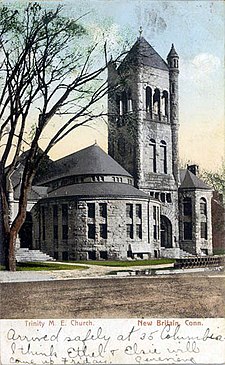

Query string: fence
[174,255,225,269]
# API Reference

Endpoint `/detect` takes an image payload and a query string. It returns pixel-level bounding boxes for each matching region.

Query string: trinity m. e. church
[12,34,213,261]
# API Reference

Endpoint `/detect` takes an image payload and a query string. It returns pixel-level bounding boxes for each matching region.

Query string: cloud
[192,53,221,73]
[180,53,221,82]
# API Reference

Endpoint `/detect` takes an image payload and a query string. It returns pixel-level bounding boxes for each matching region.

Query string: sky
[4,0,225,172]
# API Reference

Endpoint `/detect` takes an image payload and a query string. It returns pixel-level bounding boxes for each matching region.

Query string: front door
[160,215,172,248]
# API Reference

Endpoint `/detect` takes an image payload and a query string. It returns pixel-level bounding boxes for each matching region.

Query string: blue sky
[7,0,225,171]
[50,0,223,171]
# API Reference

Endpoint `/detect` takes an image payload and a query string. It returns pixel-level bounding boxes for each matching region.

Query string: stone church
[12,35,214,261]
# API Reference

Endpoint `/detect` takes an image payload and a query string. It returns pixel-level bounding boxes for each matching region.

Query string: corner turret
[167,43,179,71]
[167,44,180,185]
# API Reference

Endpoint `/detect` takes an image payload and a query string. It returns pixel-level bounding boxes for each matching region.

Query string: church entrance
[160,215,172,248]
[19,212,33,249]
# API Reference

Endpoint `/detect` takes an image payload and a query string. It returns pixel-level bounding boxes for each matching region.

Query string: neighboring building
[211,192,225,253]
[6,34,215,261]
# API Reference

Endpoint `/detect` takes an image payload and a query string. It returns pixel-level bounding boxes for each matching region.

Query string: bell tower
[108,34,180,250]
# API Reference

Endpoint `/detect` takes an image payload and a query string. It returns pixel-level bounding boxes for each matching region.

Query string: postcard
[0,0,224,364]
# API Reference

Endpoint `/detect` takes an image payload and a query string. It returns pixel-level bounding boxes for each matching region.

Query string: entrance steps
[16,248,55,263]
[161,247,194,259]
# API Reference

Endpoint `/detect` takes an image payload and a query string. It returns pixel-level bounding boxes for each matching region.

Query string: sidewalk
[0,262,174,283]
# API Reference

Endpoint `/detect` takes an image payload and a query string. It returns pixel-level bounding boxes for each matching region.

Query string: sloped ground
[1,271,224,319]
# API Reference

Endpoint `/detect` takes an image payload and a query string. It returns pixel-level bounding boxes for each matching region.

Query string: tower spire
[167,43,179,69]
[139,26,143,38]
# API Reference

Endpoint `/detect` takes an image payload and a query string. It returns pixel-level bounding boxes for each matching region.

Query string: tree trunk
[6,230,17,272]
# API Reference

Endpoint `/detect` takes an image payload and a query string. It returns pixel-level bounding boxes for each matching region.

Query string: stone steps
[179,248,194,258]
[161,247,194,259]
[16,248,55,262]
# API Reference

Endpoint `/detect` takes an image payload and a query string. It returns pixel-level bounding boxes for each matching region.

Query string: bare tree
[0,3,122,271]
[200,164,225,200]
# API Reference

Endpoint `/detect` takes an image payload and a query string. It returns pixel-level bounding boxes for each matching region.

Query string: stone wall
[179,189,213,256]
[108,60,180,252]
[33,197,162,261]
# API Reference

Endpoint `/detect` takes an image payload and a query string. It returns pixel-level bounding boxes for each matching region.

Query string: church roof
[119,36,168,71]
[14,185,48,200]
[167,43,179,59]
[47,182,149,199]
[37,144,132,184]
[179,169,211,190]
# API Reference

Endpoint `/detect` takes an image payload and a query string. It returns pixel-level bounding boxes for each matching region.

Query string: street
[1,272,224,319]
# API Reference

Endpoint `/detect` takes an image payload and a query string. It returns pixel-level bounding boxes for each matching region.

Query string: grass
[67,258,175,267]
[213,249,225,256]
[0,262,88,271]
[0,258,175,271]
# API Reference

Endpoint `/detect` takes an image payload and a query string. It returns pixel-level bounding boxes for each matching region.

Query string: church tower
[108,33,180,251]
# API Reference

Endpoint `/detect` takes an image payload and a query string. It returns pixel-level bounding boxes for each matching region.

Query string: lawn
[213,249,225,256]
[67,258,175,267]
[0,262,88,271]
[0,259,175,271]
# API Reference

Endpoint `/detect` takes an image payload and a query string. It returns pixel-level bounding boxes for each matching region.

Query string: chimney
[187,164,199,176]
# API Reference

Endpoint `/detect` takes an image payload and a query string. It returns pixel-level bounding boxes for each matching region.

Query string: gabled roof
[179,169,211,190]
[37,144,132,184]
[119,36,168,71]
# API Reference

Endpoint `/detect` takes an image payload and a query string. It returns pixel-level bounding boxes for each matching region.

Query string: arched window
[146,86,152,114]
[173,59,179,68]
[153,88,160,115]
[150,138,156,173]
[200,198,207,216]
[122,91,128,114]
[200,198,207,239]
[162,90,168,116]
[160,140,167,174]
